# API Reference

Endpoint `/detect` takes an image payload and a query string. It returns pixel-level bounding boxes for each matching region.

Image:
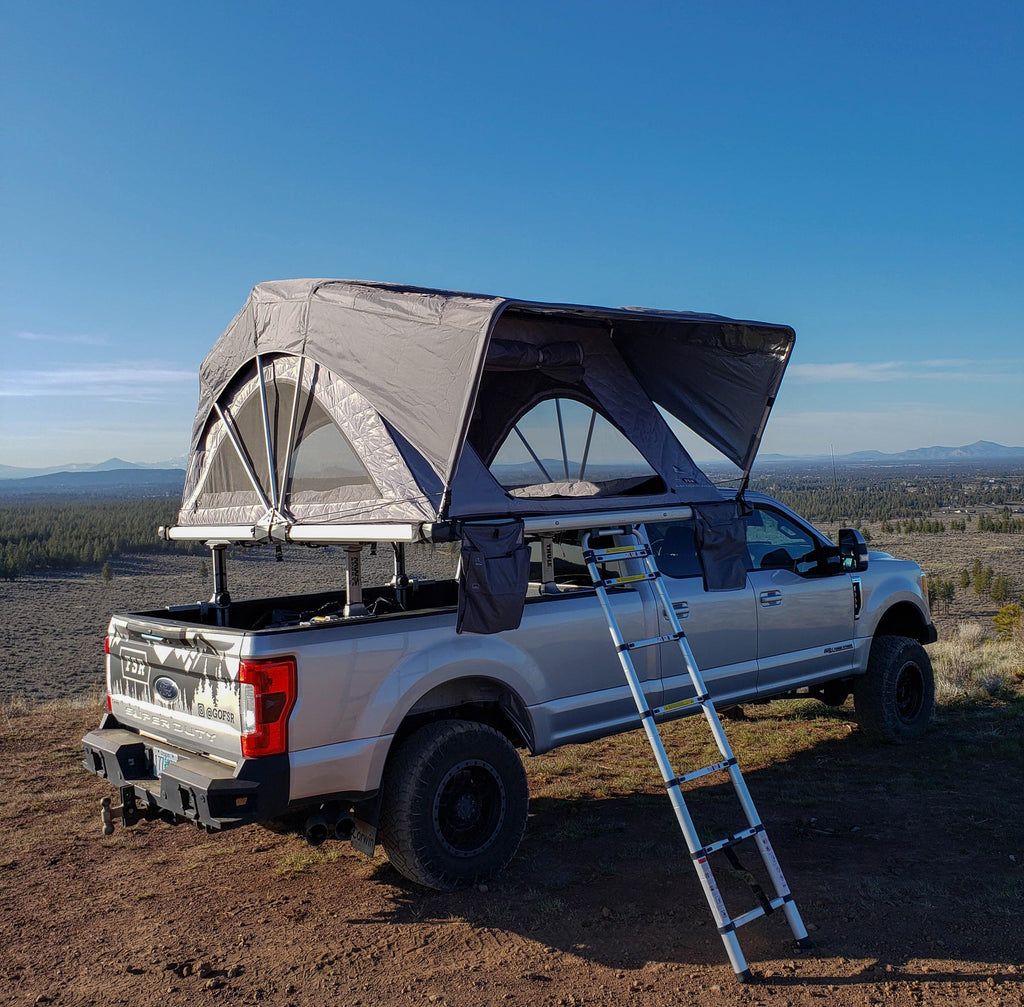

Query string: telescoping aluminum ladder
[581,524,812,982]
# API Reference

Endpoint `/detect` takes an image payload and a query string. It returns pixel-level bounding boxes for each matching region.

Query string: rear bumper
[82,714,289,831]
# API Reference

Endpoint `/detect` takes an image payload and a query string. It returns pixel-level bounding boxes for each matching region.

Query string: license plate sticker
[151,746,179,777]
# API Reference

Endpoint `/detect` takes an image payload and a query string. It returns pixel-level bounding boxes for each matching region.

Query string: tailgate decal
[108,624,244,743]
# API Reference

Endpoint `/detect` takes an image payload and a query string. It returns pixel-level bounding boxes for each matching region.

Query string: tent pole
[555,399,570,479]
[256,355,279,511]
[213,402,274,513]
[278,356,306,510]
[739,395,776,496]
[578,409,597,481]
[513,425,551,482]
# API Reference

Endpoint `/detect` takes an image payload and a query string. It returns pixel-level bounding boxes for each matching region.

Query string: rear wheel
[379,719,529,890]
[854,635,934,743]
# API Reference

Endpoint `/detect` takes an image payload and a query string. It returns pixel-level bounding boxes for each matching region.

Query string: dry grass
[0,690,103,729]
[929,619,1024,705]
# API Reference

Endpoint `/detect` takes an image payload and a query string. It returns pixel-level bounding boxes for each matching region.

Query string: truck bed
[141,579,461,631]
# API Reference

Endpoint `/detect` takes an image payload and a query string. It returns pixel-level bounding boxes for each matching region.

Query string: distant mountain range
[0,467,186,497]
[0,456,187,481]
[756,440,1024,465]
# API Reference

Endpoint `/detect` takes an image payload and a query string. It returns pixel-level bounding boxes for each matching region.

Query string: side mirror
[838,528,869,572]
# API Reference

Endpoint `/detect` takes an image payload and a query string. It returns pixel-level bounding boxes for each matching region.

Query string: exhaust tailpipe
[304,814,329,846]
[334,814,355,841]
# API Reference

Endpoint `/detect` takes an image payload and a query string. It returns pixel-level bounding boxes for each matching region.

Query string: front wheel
[854,635,935,743]
[379,719,529,891]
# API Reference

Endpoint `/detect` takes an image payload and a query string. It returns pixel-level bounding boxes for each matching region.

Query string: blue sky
[2,1,1021,469]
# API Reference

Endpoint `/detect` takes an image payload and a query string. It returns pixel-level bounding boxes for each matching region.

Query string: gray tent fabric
[191,281,503,493]
[176,279,795,531]
[179,354,436,528]
[611,317,792,471]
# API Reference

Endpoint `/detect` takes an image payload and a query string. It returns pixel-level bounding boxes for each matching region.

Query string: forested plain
[745,461,1024,528]
[0,496,183,579]
[1,463,1023,581]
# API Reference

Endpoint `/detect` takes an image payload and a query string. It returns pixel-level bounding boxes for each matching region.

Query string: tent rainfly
[169,279,795,544]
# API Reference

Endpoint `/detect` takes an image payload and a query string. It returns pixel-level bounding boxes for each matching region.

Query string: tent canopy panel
[175,280,795,535]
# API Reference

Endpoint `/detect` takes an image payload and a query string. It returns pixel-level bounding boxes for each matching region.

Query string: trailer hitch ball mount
[100,787,145,835]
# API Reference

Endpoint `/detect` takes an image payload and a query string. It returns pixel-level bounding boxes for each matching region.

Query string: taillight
[239,658,297,758]
[104,636,112,712]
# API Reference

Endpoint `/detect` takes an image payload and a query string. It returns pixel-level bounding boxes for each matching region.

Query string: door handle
[664,602,690,619]
[759,590,783,607]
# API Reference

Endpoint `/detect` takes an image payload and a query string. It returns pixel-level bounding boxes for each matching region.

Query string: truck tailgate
[106,614,246,765]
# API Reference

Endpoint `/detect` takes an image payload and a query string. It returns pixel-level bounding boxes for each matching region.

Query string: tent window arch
[488,396,663,499]
[195,357,380,514]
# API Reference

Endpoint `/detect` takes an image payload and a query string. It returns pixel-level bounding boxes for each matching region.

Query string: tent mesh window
[197,357,379,512]
[489,396,661,498]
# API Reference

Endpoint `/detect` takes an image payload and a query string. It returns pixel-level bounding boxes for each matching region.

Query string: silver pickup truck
[83,493,934,889]
[82,279,936,891]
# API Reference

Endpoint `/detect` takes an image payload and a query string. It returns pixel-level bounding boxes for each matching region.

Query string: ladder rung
[656,693,709,715]
[617,631,683,653]
[598,572,657,587]
[695,824,764,859]
[585,546,649,563]
[668,757,736,787]
[723,896,791,934]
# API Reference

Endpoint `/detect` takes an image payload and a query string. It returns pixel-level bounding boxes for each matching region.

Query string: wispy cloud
[787,359,1022,383]
[16,330,108,347]
[0,365,195,400]
[919,358,977,368]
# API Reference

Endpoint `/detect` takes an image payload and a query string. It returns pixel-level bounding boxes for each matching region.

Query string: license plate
[151,746,179,777]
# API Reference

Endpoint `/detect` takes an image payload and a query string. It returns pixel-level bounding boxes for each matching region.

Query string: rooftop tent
[174,279,795,538]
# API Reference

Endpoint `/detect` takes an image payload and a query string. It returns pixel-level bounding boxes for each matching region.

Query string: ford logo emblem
[153,677,179,702]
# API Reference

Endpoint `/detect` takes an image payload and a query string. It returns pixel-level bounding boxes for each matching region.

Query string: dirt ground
[2,699,1023,1006]
[1,539,1023,1005]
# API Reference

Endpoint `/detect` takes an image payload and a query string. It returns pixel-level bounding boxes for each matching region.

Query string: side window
[646,520,702,579]
[490,397,662,498]
[745,508,826,577]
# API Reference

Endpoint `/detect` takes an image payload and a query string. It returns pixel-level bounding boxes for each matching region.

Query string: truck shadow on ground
[364,708,1024,985]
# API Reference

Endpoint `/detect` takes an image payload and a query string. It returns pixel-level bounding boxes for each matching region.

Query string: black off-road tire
[378,719,529,891]
[853,635,935,744]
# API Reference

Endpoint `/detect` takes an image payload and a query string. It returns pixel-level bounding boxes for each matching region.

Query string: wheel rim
[432,759,506,858]
[895,661,925,722]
